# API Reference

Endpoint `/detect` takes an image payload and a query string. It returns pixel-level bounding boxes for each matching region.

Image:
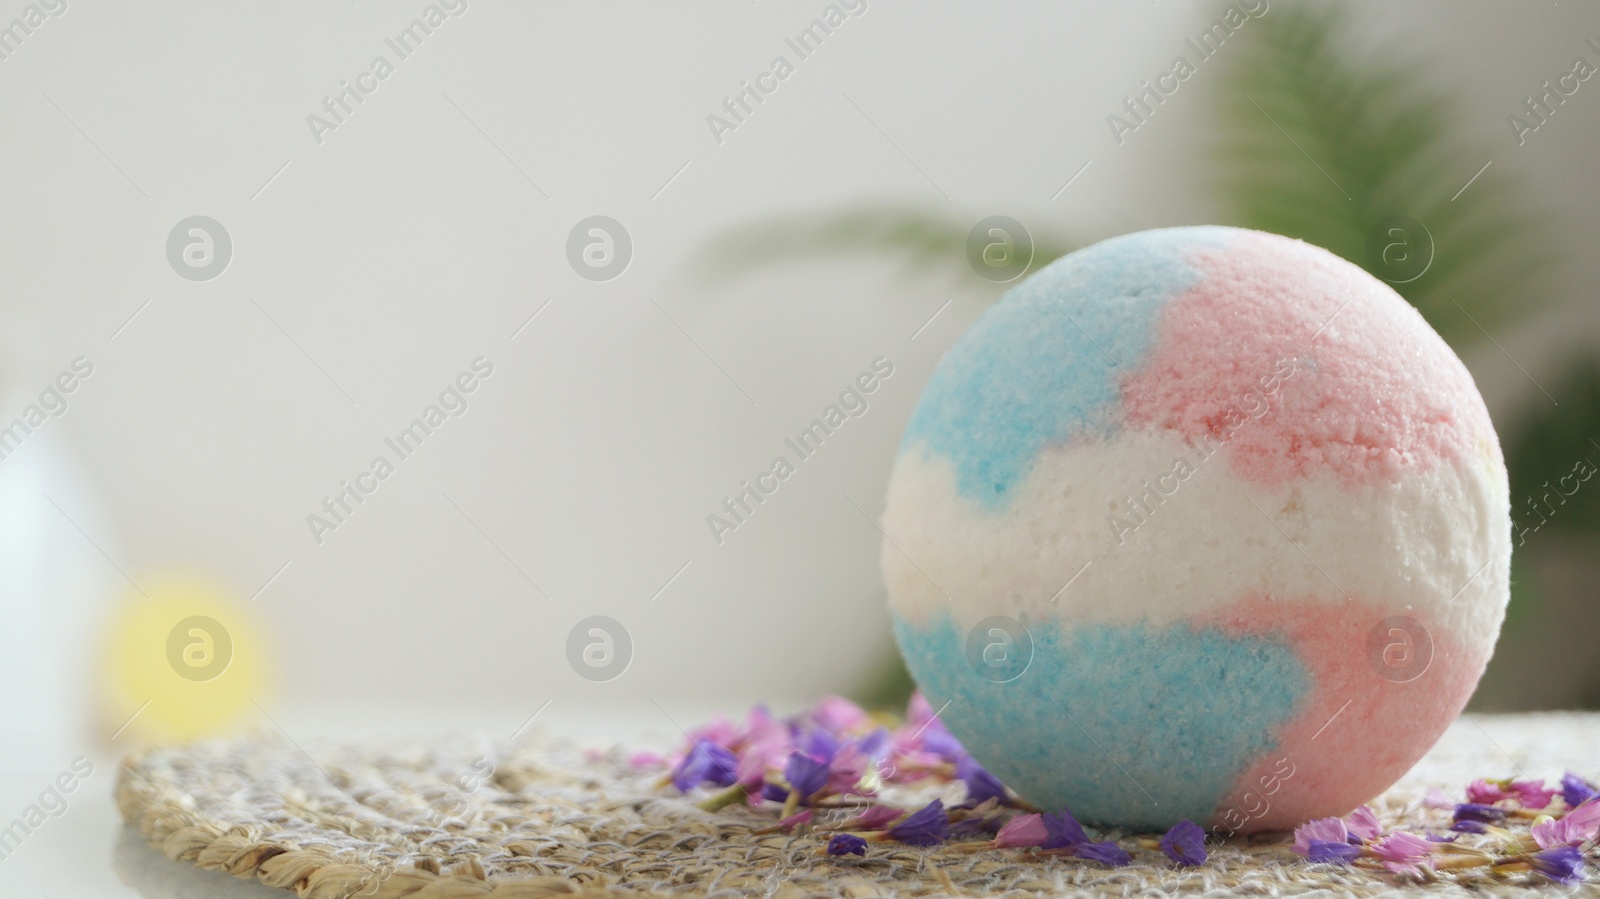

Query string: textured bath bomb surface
[884,226,1509,833]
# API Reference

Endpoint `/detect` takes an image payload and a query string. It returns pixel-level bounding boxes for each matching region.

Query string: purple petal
[784,751,831,803]
[856,728,891,760]
[1159,820,1207,867]
[671,741,737,792]
[955,755,1008,807]
[887,799,949,847]
[920,727,966,762]
[1452,802,1505,824]
[1450,819,1489,835]
[1073,840,1131,867]
[1562,771,1600,809]
[1041,808,1089,849]
[826,833,867,857]
[1307,839,1361,864]
[761,782,791,803]
[1529,846,1585,885]
[799,728,840,764]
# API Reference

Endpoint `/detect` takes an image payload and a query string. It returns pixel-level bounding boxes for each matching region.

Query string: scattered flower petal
[1422,787,1455,810]
[1160,820,1207,867]
[1529,846,1585,885]
[1512,778,1557,810]
[1307,839,1361,864]
[672,741,737,793]
[784,751,830,804]
[1073,840,1131,867]
[1532,816,1574,849]
[813,695,869,734]
[1372,831,1434,875]
[887,799,949,847]
[1041,808,1090,850]
[1293,817,1348,857]
[1344,805,1382,841]
[1562,771,1599,809]
[994,813,1048,849]
[1452,803,1506,825]
[955,755,1008,807]
[777,809,813,831]
[1559,798,1600,844]
[826,833,867,857]
[1466,778,1510,804]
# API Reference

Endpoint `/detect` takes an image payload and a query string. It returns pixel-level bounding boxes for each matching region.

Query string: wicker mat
[116,712,1600,898]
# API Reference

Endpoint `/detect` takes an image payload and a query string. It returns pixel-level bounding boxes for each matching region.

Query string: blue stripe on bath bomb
[899,228,1217,509]
[892,611,1308,829]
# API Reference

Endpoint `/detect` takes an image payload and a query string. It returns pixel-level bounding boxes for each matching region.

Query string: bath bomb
[884,226,1509,833]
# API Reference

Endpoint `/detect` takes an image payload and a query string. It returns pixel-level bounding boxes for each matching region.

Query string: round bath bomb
[884,225,1509,833]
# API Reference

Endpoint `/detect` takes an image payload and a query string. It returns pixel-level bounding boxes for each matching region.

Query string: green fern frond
[1213,4,1557,346]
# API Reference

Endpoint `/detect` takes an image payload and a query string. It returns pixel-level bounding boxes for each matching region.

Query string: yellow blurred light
[102,577,269,743]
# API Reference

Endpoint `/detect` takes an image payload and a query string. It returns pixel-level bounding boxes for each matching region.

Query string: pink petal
[1423,787,1456,810]
[1293,817,1348,856]
[994,813,1049,848]
[1513,779,1557,810]
[1373,831,1434,865]
[1345,805,1383,841]
[813,695,870,733]
[1532,817,1574,849]
[1466,778,1510,804]
[1561,798,1600,843]
[777,809,813,831]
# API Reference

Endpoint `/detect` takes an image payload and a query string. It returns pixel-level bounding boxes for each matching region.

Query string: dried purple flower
[1562,771,1600,809]
[955,755,1008,807]
[1041,808,1090,849]
[671,741,737,793]
[1528,846,1585,885]
[887,799,949,847]
[1073,840,1131,867]
[784,751,831,804]
[1159,820,1207,867]
[799,728,840,765]
[1449,819,1489,835]
[1306,839,1361,864]
[826,833,867,857]
[1452,802,1506,825]
[856,728,891,760]
[921,727,966,762]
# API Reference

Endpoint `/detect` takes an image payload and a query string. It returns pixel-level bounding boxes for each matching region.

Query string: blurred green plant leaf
[1212,4,1558,346]
[696,204,1077,284]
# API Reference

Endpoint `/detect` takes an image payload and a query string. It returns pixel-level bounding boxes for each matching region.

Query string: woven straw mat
[116,712,1600,898]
